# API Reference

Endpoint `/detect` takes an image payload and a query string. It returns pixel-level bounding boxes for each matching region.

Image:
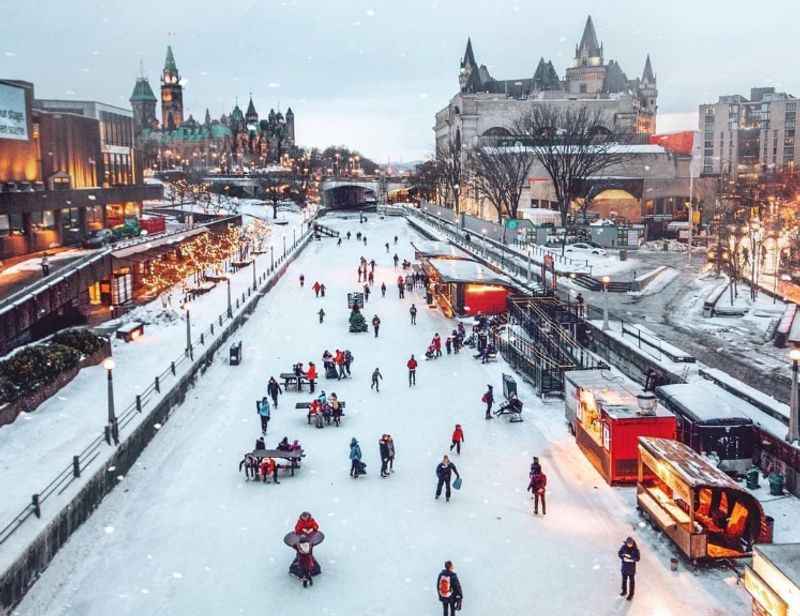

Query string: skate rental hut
[422,257,512,317]
[637,437,771,561]
[564,370,676,484]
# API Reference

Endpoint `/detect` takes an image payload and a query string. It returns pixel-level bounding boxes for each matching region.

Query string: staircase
[313,223,340,238]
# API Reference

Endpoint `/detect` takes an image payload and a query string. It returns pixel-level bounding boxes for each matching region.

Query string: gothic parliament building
[129,46,296,171]
[434,16,657,155]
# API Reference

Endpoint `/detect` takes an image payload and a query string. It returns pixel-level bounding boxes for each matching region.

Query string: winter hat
[350,437,358,446]
[488,384,493,389]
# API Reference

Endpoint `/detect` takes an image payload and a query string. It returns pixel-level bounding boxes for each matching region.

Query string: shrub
[0,344,82,400]
[51,329,106,356]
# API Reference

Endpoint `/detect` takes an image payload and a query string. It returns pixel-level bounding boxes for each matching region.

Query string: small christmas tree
[349,304,368,333]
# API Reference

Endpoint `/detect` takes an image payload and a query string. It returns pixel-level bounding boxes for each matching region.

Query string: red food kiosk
[423,258,511,317]
[564,370,676,484]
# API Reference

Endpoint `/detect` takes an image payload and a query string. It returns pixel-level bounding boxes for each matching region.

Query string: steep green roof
[130,77,157,102]
[164,45,178,74]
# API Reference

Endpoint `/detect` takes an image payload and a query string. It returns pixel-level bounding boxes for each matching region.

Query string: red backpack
[438,574,452,598]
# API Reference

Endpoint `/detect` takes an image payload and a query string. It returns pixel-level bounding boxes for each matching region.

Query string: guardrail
[0,219,315,548]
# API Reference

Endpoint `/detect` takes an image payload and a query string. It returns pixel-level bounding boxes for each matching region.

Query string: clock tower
[161,45,183,131]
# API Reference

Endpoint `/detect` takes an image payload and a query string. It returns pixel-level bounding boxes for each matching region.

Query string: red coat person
[452,425,464,443]
[407,357,418,370]
[294,513,319,535]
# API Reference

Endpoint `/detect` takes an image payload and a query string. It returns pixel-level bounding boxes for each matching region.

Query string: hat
[488,384,493,389]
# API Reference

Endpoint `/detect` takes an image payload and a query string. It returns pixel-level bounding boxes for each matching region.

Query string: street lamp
[227,278,232,318]
[270,245,274,271]
[283,235,287,257]
[103,358,119,445]
[453,183,460,215]
[790,349,800,443]
[252,258,257,291]
[183,305,193,360]
[602,275,610,331]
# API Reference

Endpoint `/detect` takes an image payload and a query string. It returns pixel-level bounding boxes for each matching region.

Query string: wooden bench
[281,372,310,391]
[249,448,305,476]
[296,401,346,426]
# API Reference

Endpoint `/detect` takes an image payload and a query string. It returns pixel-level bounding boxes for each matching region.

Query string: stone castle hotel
[435,16,658,155]
[129,46,296,171]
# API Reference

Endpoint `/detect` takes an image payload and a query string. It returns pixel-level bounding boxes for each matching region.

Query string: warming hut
[745,544,800,616]
[564,370,676,484]
[411,240,471,263]
[422,258,511,317]
[637,437,770,561]
[656,382,757,474]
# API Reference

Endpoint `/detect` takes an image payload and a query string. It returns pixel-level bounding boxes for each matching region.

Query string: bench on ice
[281,372,310,392]
[296,401,346,427]
[248,448,305,476]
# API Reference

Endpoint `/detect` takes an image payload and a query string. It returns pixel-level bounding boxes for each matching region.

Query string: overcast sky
[2,0,799,162]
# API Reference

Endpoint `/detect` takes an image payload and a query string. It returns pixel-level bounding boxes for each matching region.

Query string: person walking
[40,254,50,277]
[385,242,390,253]
[349,437,363,479]
[386,434,396,472]
[257,396,271,435]
[368,270,374,286]
[409,304,417,325]
[482,385,494,420]
[364,284,371,303]
[372,314,381,337]
[393,254,399,268]
[306,362,318,394]
[299,274,305,287]
[379,435,391,478]
[371,367,383,392]
[618,537,640,601]
[449,424,464,455]
[380,282,387,297]
[397,276,405,299]
[435,455,460,502]
[312,281,321,297]
[436,561,463,616]
[407,354,417,387]
[528,467,547,515]
[576,292,585,318]
[267,377,282,408]
[433,333,442,357]
[320,284,326,297]
[335,349,346,380]
[318,308,325,324]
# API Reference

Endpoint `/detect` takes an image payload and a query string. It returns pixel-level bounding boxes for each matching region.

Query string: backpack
[438,574,452,597]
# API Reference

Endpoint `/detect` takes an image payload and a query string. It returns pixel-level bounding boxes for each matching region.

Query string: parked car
[82,228,113,249]
[565,242,607,256]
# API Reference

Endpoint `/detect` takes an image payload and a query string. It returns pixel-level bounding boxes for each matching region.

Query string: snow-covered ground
[0,210,307,570]
[14,214,749,616]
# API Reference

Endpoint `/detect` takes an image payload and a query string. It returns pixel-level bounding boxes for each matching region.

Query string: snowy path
[14,215,748,616]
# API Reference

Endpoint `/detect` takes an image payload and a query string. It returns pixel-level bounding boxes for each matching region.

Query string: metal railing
[0,220,314,548]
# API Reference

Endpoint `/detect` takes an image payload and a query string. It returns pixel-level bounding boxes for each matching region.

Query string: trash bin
[745,468,760,490]
[768,472,784,496]
[619,249,627,261]
[763,516,775,543]
[229,342,242,366]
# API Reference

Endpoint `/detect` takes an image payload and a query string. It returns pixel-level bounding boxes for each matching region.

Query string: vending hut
[411,240,471,263]
[564,370,676,484]
[637,437,769,561]
[423,258,511,317]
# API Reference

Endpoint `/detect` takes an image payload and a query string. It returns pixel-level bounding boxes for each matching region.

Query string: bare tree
[467,143,536,222]
[436,139,462,210]
[512,105,631,252]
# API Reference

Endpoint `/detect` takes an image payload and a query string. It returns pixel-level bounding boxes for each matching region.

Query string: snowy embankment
[15,214,748,616]
[0,211,307,571]
[627,267,679,298]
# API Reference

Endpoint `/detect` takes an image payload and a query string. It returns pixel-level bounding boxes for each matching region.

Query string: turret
[161,45,184,130]
[575,15,603,67]
[130,74,158,134]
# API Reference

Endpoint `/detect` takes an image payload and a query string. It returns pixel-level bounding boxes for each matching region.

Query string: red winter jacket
[335,351,345,365]
[306,365,317,381]
[407,358,418,370]
[295,516,319,535]
[528,473,547,493]
[452,427,464,442]
[433,337,441,351]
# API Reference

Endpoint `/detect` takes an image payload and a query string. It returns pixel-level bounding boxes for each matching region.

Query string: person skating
[482,385,494,419]
[386,434,396,472]
[528,467,547,515]
[372,315,381,337]
[385,242,390,253]
[407,354,417,387]
[346,231,351,240]
[394,235,398,245]
[349,437,364,478]
[379,435,391,478]
[371,367,383,392]
[369,259,376,273]
[363,236,367,246]
[449,424,464,455]
[337,237,342,246]
[307,362,318,393]
[409,304,417,325]
[435,455,460,502]
[397,276,405,299]
[393,253,399,268]
[445,336,452,355]
[618,537,640,600]
[357,267,363,283]
[343,349,353,376]
[299,274,305,287]
[364,284,371,302]
[437,561,463,616]
[530,456,542,477]
[380,282,387,297]
[368,270,374,286]
[433,333,442,357]
[267,377,282,408]
[312,281,321,297]
[238,452,259,480]
[318,308,325,324]
[334,349,346,379]
[257,396,271,434]
[320,284,326,297]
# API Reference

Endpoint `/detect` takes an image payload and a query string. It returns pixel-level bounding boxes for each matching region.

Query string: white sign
[0,83,29,141]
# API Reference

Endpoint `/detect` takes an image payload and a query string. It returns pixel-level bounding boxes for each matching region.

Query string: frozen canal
[15,215,748,616]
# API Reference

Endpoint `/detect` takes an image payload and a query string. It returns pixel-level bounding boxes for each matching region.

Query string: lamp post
[293,228,296,248]
[602,275,610,331]
[790,349,800,443]
[252,258,257,291]
[283,235,286,257]
[183,306,193,360]
[453,183,460,215]
[270,246,274,271]
[104,358,119,445]
[227,278,232,318]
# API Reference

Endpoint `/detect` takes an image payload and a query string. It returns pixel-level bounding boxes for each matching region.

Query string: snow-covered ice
[12,215,749,615]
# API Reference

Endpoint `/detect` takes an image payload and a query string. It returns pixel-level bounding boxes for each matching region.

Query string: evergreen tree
[349,305,368,333]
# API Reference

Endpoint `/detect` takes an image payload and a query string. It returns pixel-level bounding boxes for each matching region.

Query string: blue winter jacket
[350,443,362,460]
[257,400,271,418]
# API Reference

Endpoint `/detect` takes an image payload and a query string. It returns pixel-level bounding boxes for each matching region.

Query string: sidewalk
[0,248,90,302]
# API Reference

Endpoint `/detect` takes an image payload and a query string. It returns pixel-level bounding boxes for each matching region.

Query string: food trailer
[564,370,676,484]
[422,258,511,317]
[656,382,757,474]
[744,544,800,616]
[637,437,770,561]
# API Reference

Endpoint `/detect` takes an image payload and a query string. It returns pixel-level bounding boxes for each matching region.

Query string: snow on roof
[657,382,758,424]
[699,368,789,423]
[427,258,510,286]
[411,240,470,259]
[564,370,671,419]
[640,437,743,489]
[112,227,208,260]
[755,544,800,588]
